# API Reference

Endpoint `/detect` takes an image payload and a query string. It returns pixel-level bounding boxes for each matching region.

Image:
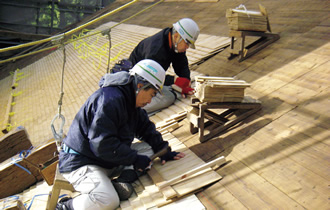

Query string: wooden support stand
[187,96,261,143]
[46,164,74,210]
[228,30,280,62]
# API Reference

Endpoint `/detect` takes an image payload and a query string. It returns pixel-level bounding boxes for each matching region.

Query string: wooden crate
[226,5,268,32]
[194,76,250,102]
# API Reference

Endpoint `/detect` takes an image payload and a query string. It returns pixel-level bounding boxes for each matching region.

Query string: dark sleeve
[164,75,175,86]
[172,52,191,81]
[135,109,168,153]
[129,39,160,66]
[88,96,138,166]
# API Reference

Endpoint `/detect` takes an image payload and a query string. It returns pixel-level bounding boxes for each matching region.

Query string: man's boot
[55,197,73,210]
[111,169,138,200]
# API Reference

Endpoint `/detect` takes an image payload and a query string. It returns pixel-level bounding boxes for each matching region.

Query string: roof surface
[0,0,329,209]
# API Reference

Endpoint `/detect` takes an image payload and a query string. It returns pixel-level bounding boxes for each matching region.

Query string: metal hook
[51,113,65,151]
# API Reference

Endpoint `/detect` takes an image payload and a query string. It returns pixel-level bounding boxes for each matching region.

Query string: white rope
[235,4,250,18]
[51,44,66,152]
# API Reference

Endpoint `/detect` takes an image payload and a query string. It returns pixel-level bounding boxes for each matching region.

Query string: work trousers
[62,141,154,210]
[143,86,176,115]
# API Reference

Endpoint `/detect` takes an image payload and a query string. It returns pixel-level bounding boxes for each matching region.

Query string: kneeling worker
[56,59,185,210]
[128,18,200,114]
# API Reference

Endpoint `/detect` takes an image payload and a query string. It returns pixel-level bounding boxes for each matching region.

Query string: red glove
[174,77,194,94]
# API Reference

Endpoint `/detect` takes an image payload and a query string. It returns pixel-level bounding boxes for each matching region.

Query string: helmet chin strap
[174,37,183,53]
[133,74,151,96]
[133,74,140,96]
[174,42,179,53]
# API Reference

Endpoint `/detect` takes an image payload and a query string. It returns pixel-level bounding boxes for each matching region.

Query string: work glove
[160,151,179,162]
[174,77,194,94]
[133,155,151,172]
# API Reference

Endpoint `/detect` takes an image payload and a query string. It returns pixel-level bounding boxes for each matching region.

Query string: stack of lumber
[0,127,32,163]
[120,133,225,209]
[226,5,268,32]
[0,139,57,199]
[194,76,251,102]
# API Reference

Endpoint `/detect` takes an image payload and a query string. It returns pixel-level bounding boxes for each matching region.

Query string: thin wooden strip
[157,156,226,189]
[1,78,15,134]
[147,167,178,200]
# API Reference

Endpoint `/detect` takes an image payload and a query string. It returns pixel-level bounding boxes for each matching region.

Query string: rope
[51,44,66,152]
[58,45,66,116]
[1,195,20,210]
[10,147,34,176]
[235,4,250,18]
[102,29,112,73]
[26,194,50,210]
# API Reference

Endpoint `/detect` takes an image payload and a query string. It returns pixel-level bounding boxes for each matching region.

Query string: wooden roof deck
[0,0,329,209]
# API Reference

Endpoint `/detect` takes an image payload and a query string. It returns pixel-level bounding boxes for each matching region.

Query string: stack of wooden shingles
[226,6,268,32]
[120,133,225,209]
[0,128,58,202]
[194,76,251,103]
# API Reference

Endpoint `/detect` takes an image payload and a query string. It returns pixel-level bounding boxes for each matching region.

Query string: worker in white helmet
[56,59,185,210]
[128,18,200,114]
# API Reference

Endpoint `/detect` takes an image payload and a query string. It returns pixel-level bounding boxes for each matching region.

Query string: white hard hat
[173,18,200,49]
[130,59,165,93]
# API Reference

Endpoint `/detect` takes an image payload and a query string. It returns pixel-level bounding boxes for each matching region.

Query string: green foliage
[28,0,103,32]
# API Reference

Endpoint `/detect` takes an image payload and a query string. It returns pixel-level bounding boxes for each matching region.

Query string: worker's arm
[135,109,185,164]
[88,93,139,167]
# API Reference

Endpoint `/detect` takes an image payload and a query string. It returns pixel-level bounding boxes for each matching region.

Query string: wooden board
[152,133,223,198]
[194,76,250,102]
[226,7,268,32]
[119,133,223,209]
[0,141,57,199]
[0,127,32,163]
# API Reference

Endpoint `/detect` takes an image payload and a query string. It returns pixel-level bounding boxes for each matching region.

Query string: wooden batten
[1,69,19,134]
[1,199,26,210]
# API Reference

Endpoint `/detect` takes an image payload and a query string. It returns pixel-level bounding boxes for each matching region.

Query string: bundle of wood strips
[226,4,268,32]
[194,76,250,102]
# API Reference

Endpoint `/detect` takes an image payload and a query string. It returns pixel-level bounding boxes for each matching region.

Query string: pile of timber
[226,4,268,32]
[120,133,226,209]
[0,127,58,199]
[194,76,251,103]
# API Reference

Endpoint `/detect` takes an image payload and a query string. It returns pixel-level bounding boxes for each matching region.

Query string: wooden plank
[231,127,329,209]
[157,156,225,189]
[218,154,305,209]
[0,127,32,163]
[196,182,247,210]
[1,199,26,210]
[147,167,178,200]
[0,141,57,199]
[151,135,223,198]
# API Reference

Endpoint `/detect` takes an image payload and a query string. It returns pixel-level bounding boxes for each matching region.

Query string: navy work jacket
[129,27,190,86]
[59,72,168,173]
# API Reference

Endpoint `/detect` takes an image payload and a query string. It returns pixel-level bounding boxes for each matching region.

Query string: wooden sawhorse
[187,96,261,143]
[228,30,280,62]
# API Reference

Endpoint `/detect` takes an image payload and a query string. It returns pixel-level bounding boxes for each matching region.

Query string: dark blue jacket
[129,27,190,86]
[59,72,168,173]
